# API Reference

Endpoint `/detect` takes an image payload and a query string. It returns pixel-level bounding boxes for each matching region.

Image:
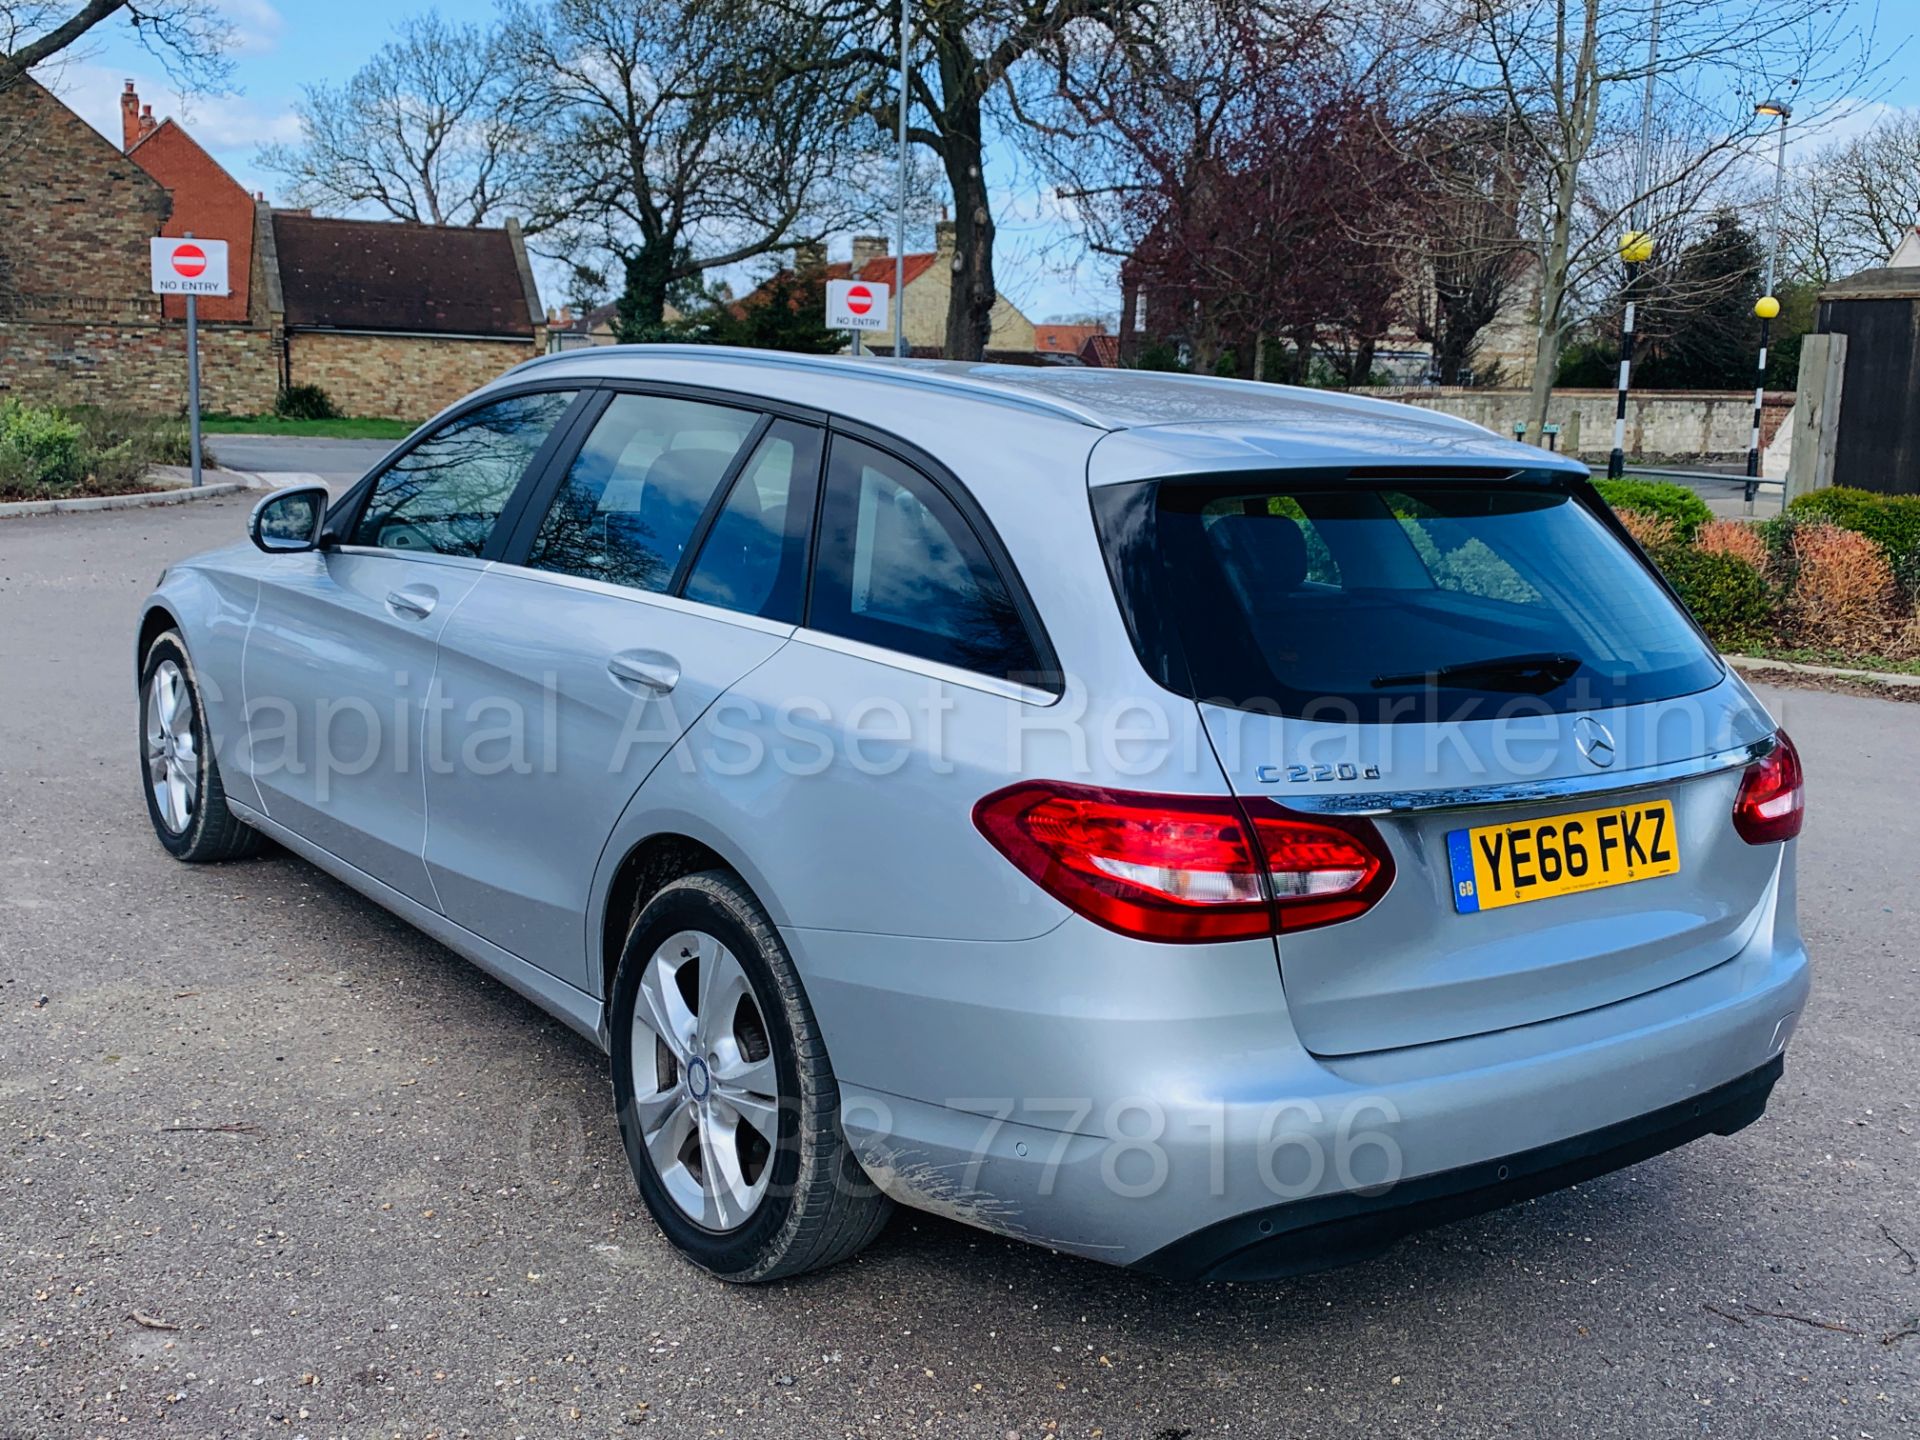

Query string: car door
[240,387,585,905]
[422,390,824,988]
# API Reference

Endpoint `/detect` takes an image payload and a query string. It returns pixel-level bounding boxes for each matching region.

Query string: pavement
[3,497,1917,1439]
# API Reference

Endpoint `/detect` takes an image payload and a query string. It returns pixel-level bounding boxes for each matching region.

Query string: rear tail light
[1733,730,1805,844]
[972,781,1394,942]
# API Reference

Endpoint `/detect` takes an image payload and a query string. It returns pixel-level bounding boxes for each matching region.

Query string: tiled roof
[1035,323,1104,353]
[1080,334,1120,368]
[272,214,536,337]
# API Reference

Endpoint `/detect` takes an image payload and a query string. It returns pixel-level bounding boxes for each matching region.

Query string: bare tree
[509,0,897,337]
[257,12,539,228]
[792,0,1149,360]
[1,0,230,91]
[1421,0,1878,431]
[1402,115,1533,385]
[1782,113,1920,283]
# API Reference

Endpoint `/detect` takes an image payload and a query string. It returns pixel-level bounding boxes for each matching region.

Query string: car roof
[499,345,1583,480]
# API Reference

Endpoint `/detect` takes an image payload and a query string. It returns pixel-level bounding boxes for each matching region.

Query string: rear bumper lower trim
[1135,1053,1784,1282]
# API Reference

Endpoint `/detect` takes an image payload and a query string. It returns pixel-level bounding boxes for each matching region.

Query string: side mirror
[249,484,330,554]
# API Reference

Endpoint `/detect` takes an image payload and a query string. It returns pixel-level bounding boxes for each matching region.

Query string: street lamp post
[1610,230,1655,479]
[1609,0,1664,480]
[1748,98,1791,479]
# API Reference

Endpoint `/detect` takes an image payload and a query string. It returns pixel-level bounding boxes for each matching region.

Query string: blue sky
[38,0,1920,324]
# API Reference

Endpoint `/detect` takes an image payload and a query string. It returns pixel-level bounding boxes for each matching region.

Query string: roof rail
[504,345,1113,428]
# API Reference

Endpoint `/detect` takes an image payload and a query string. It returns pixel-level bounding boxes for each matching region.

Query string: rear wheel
[610,870,891,1281]
[139,631,261,863]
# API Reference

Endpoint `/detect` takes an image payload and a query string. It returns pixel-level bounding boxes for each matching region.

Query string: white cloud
[45,62,299,193]
[213,0,286,57]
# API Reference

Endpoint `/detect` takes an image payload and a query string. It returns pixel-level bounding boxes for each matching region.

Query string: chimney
[138,104,157,144]
[120,81,140,152]
[793,241,827,276]
[935,220,957,265]
[850,234,888,277]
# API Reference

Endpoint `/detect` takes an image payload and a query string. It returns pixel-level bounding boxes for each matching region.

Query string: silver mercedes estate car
[137,349,1808,1282]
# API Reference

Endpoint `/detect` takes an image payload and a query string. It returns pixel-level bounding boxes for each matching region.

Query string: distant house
[1033,323,1105,361]
[546,298,684,351]
[1079,333,1120,368]
[0,76,544,418]
[737,225,1037,357]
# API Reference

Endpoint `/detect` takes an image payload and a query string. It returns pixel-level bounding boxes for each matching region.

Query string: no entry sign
[827,278,889,331]
[150,236,230,296]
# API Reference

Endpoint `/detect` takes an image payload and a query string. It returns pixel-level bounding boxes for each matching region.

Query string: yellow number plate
[1447,798,1679,913]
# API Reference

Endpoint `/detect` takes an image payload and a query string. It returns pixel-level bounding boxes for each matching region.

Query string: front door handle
[385,585,437,620]
[608,650,680,694]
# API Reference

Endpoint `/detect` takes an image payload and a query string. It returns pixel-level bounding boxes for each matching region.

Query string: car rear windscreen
[1094,477,1725,722]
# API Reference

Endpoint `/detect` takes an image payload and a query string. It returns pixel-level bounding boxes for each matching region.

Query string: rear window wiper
[1371,652,1585,693]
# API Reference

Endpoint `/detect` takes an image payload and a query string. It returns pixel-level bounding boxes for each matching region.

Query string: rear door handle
[385,585,437,620]
[608,650,680,694]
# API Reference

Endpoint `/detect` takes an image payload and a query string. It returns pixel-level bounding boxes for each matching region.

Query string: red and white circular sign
[844,284,874,315]
[170,243,207,279]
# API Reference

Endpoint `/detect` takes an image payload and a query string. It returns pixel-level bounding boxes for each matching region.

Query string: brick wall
[0,318,278,414]
[286,331,541,419]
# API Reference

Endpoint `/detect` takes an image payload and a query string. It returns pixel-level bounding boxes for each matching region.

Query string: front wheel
[610,871,891,1281]
[139,630,261,863]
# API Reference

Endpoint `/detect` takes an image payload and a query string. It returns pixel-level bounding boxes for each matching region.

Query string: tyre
[610,870,891,1281]
[139,630,262,863]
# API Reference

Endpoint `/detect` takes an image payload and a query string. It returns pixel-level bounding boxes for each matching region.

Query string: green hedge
[1594,478,1714,542]
[1660,545,1777,651]
[1787,486,1920,594]
[0,400,85,494]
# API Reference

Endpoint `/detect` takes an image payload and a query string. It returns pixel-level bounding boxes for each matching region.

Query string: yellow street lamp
[1754,295,1781,320]
[1618,231,1655,265]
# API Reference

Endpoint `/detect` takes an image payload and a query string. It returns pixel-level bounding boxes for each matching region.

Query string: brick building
[271,213,545,418]
[0,77,544,419]
[0,74,278,413]
[120,81,257,326]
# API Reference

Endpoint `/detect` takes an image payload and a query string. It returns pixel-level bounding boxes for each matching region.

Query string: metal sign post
[149,233,231,489]
[894,0,909,357]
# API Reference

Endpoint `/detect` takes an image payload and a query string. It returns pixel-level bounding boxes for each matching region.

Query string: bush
[0,403,209,500]
[0,399,86,494]
[1696,517,1770,572]
[1660,545,1776,651]
[276,383,341,420]
[1594,478,1714,541]
[1787,486,1920,597]
[1788,522,1898,651]
[1616,508,1680,556]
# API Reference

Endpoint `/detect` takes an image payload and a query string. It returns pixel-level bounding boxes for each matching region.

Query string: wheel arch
[136,602,182,680]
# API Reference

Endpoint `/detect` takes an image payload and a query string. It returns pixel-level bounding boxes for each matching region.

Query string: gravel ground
[3,498,1916,1439]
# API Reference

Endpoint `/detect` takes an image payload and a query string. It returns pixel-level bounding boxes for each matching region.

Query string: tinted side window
[682,421,822,622]
[351,391,576,556]
[810,436,1041,682]
[525,393,759,591]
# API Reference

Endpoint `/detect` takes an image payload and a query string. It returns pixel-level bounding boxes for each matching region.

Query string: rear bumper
[1136,1053,1783,1281]
[825,910,1807,1271]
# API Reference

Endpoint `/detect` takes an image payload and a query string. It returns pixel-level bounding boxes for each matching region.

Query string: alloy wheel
[145,660,197,834]
[628,929,780,1231]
